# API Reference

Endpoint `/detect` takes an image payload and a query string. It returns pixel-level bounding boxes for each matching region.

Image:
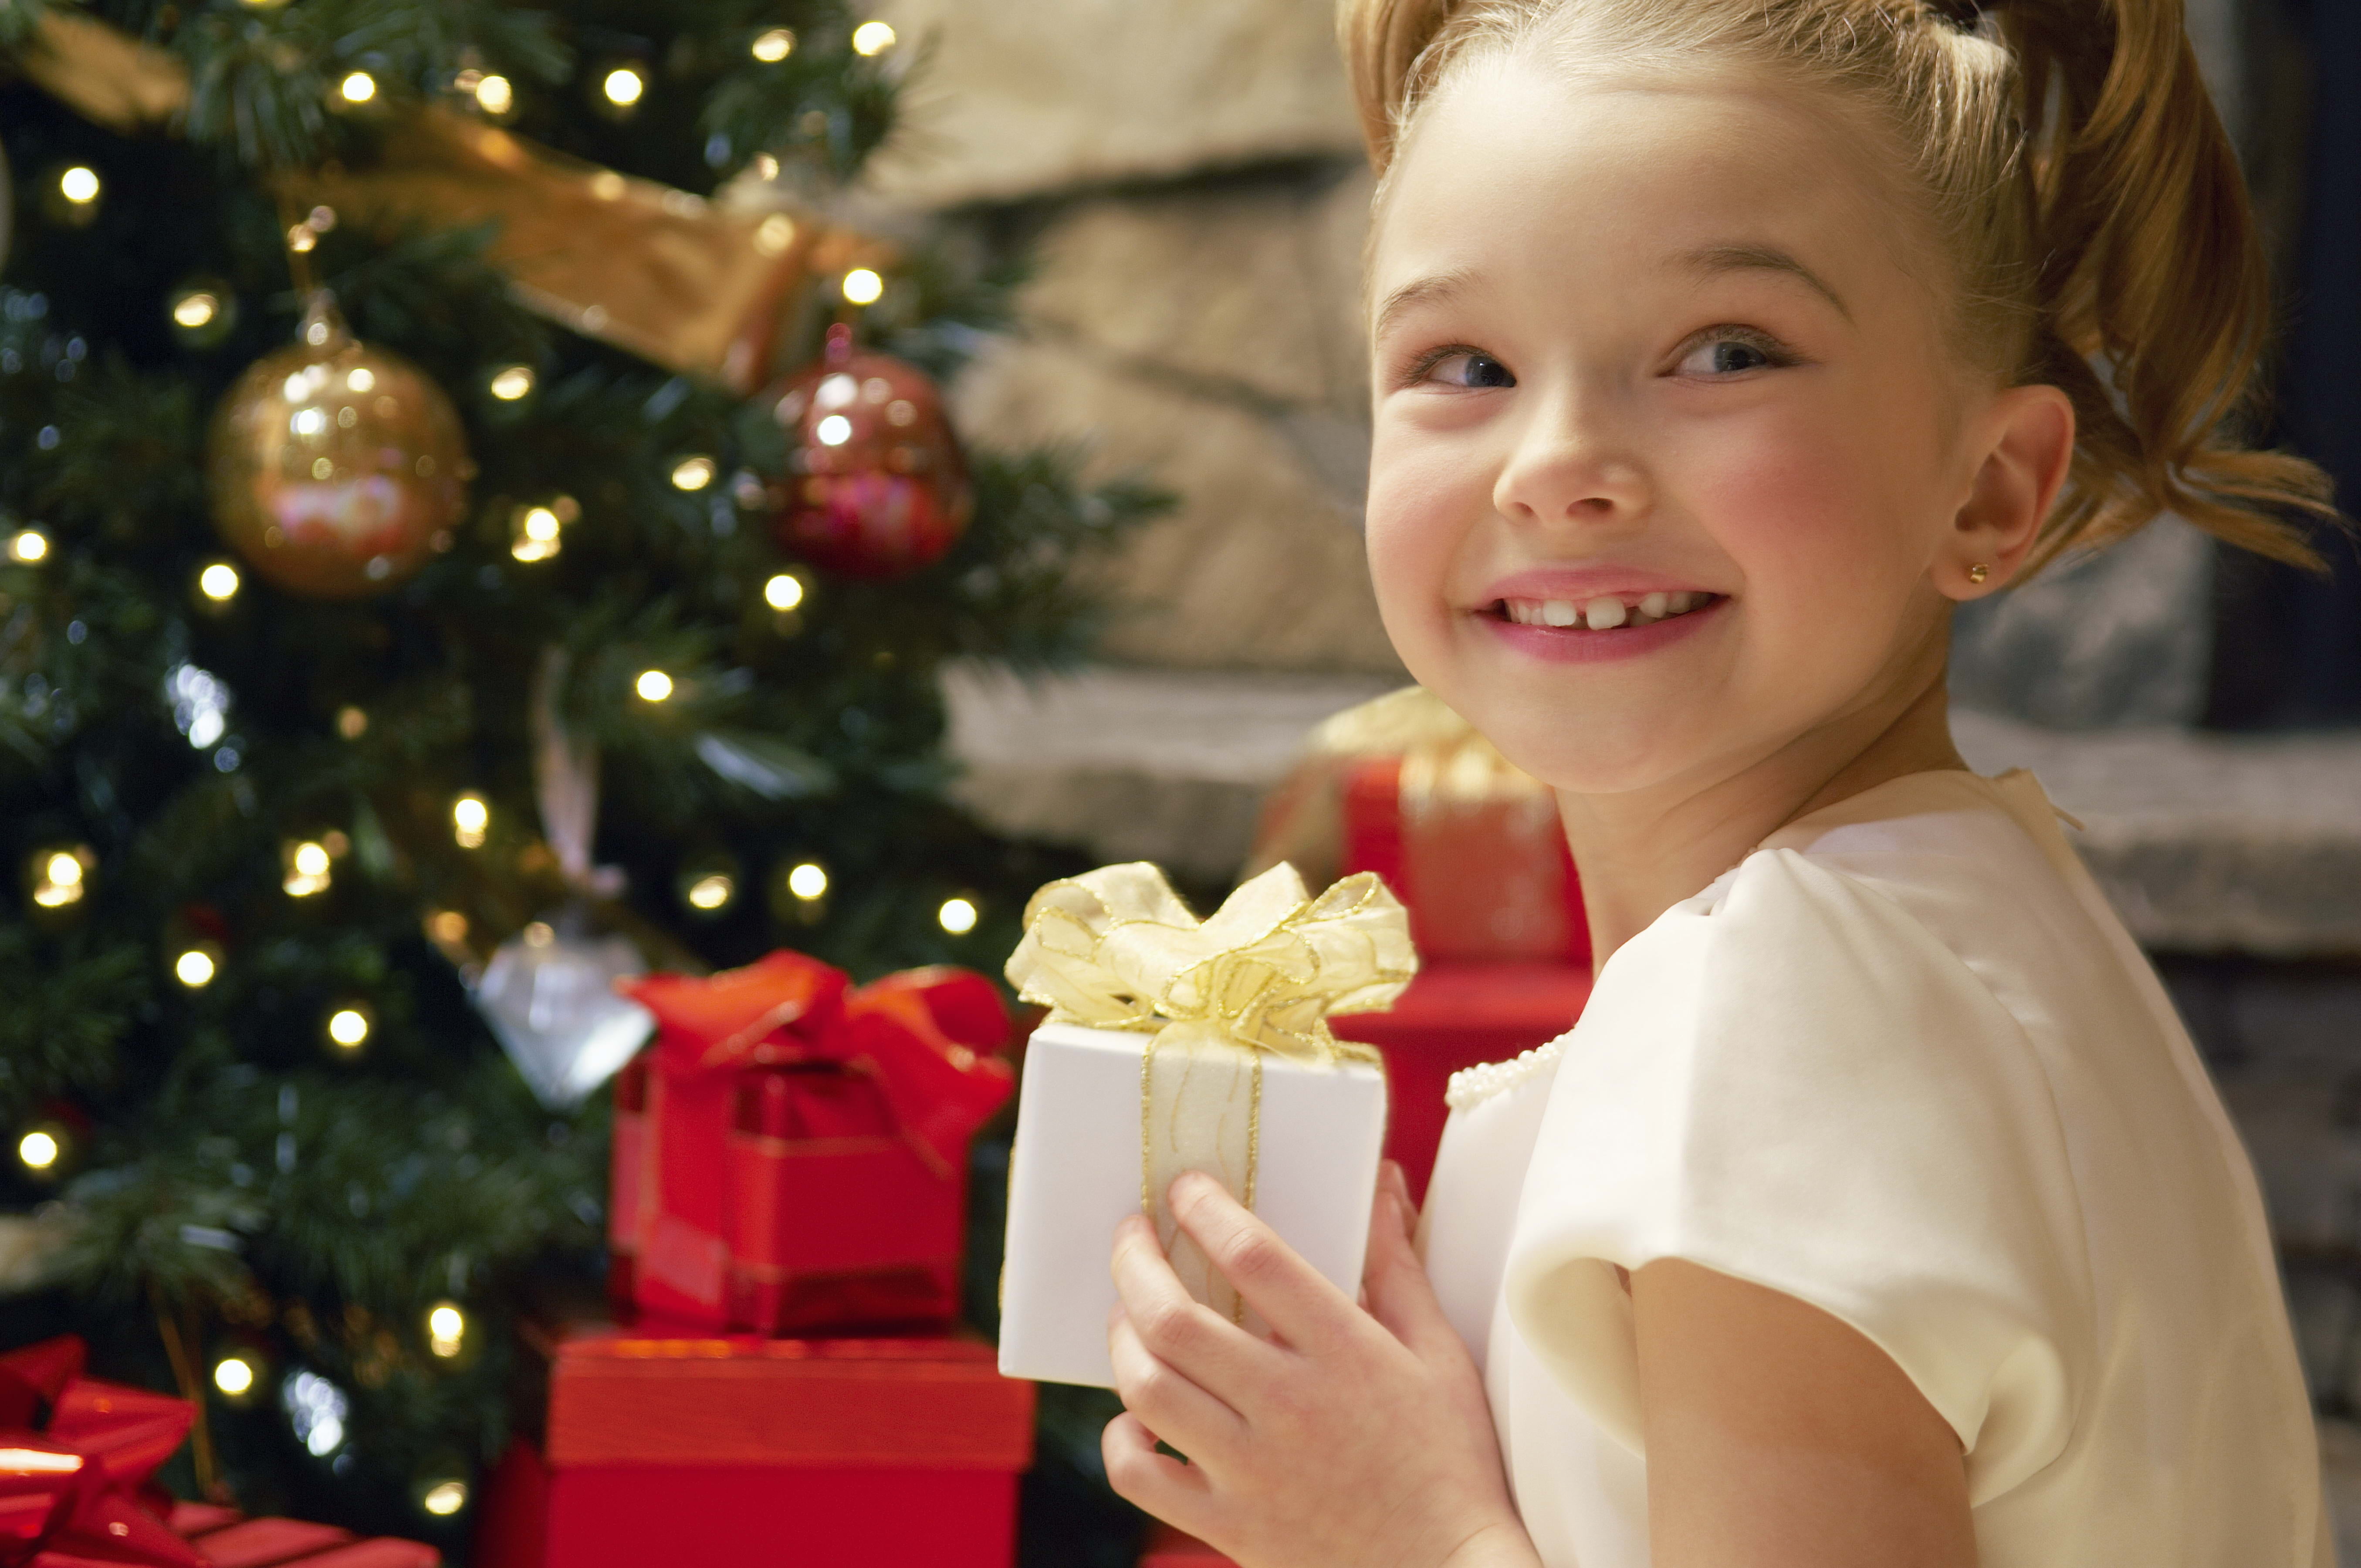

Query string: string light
[57,166,99,205]
[670,456,715,492]
[763,574,804,611]
[488,364,535,401]
[17,1130,59,1173]
[851,20,897,55]
[635,670,673,702]
[474,74,514,115]
[421,1480,468,1517]
[511,504,563,562]
[337,706,369,739]
[172,292,218,329]
[213,1356,256,1397]
[338,71,377,105]
[937,896,979,936]
[284,841,332,898]
[30,849,88,909]
[198,561,240,602]
[841,268,883,306]
[787,862,828,900]
[452,794,489,849]
[326,1007,371,1051]
[8,529,47,564]
[428,910,469,946]
[751,27,795,62]
[175,948,218,988]
[602,66,646,107]
[686,873,734,911]
[426,1302,466,1358]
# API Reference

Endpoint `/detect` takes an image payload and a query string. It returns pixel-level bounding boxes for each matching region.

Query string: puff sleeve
[1502,849,2094,1506]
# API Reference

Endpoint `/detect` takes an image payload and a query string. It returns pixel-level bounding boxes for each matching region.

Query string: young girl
[1095,1,2338,1564]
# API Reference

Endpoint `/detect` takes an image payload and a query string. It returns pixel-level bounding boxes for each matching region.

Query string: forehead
[1369,56,1907,321]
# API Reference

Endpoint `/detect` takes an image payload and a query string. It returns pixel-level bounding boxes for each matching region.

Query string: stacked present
[1250,685,1594,1200]
[477,949,1035,1568]
[0,1333,438,1568]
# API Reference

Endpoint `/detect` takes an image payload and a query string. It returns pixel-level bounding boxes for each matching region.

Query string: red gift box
[1245,690,1595,1202]
[1139,1523,1236,1567]
[609,953,1015,1332]
[472,1326,1035,1568]
[0,1335,438,1568]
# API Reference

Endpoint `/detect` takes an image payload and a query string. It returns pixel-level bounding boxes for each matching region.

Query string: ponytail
[1336,0,2340,571]
[1993,0,2336,567]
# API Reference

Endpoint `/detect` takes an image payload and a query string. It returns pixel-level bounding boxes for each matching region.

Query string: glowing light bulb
[489,364,534,401]
[426,1302,466,1357]
[452,794,489,849]
[327,1008,369,1049]
[787,862,828,900]
[636,670,673,702]
[17,1131,58,1171]
[670,456,715,491]
[198,562,240,602]
[337,706,369,739]
[213,1357,255,1396]
[172,292,218,329]
[686,874,734,910]
[763,574,804,611]
[751,27,795,62]
[841,268,883,305]
[815,414,852,447]
[474,74,514,115]
[284,841,332,897]
[338,71,377,104]
[57,166,99,205]
[7,529,46,564]
[937,896,978,935]
[851,20,897,55]
[602,66,645,107]
[175,949,217,988]
[422,1480,468,1516]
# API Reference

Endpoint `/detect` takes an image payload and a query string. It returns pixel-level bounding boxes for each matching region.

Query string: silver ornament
[474,917,654,1110]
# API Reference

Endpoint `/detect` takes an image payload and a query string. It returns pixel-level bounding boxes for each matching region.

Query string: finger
[1167,1170,1359,1355]
[1103,1411,1214,1534]
[1113,1210,1282,1396]
[1361,1180,1468,1362]
[1109,1302,1247,1457]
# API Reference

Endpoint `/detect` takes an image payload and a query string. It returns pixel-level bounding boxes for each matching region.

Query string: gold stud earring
[1967,563,1990,585]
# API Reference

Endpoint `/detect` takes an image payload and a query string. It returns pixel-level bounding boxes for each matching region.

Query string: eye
[1673,330,1793,378]
[1415,349,1516,391]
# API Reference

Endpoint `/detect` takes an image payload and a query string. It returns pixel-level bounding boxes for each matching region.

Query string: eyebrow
[1680,243,1850,319]
[1369,267,1480,343]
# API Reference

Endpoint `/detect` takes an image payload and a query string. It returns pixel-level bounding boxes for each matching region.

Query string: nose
[1490,388,1649,530]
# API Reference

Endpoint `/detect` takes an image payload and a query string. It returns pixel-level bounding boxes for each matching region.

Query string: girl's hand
[1103,1161,1541,1568]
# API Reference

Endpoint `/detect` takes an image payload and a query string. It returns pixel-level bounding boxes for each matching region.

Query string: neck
[1557,668,1965,968]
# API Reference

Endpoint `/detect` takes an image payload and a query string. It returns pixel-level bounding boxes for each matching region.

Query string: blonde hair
[1339,0,2338,570]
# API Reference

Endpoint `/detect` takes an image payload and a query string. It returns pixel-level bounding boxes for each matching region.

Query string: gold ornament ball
[208,293,471,599]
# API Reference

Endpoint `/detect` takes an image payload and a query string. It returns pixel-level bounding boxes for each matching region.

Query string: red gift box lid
[543,1328,1034,1471]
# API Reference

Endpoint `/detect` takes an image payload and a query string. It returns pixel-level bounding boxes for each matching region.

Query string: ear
[1938,383,2075,601]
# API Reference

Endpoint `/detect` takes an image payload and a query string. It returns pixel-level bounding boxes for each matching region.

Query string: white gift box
[997,1019,1390,1388]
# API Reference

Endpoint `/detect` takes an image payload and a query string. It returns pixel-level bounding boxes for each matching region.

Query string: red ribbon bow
[625,952,1015,1174]
[0,1336,202,1568]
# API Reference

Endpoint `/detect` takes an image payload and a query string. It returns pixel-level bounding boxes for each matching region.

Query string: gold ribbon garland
[1006,862,1415,1318]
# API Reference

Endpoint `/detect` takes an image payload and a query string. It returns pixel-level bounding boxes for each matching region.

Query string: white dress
[1417,769,2328,1568]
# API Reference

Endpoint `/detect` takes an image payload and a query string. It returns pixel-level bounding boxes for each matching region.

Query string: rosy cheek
[1681,425,1896,608]
[1364,446,1468,629]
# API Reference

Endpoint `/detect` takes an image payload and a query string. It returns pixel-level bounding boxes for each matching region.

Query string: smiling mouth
[1485,590,1721,631]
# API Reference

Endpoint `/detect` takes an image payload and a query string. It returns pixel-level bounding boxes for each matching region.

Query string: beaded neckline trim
[1444,1032,1570,1112]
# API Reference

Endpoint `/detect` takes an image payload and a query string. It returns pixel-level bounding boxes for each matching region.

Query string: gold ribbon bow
[1006,862,1416,1318]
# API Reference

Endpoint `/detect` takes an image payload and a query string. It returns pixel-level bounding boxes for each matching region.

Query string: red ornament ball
[765,324,972,580]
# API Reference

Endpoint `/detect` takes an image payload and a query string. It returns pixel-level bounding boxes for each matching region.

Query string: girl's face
[1365,58,1985,798]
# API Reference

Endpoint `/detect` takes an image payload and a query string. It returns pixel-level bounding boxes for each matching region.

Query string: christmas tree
[0,0,1162,1550]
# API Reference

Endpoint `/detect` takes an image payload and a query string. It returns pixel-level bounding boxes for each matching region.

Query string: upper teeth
[1503,591,1706,630]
